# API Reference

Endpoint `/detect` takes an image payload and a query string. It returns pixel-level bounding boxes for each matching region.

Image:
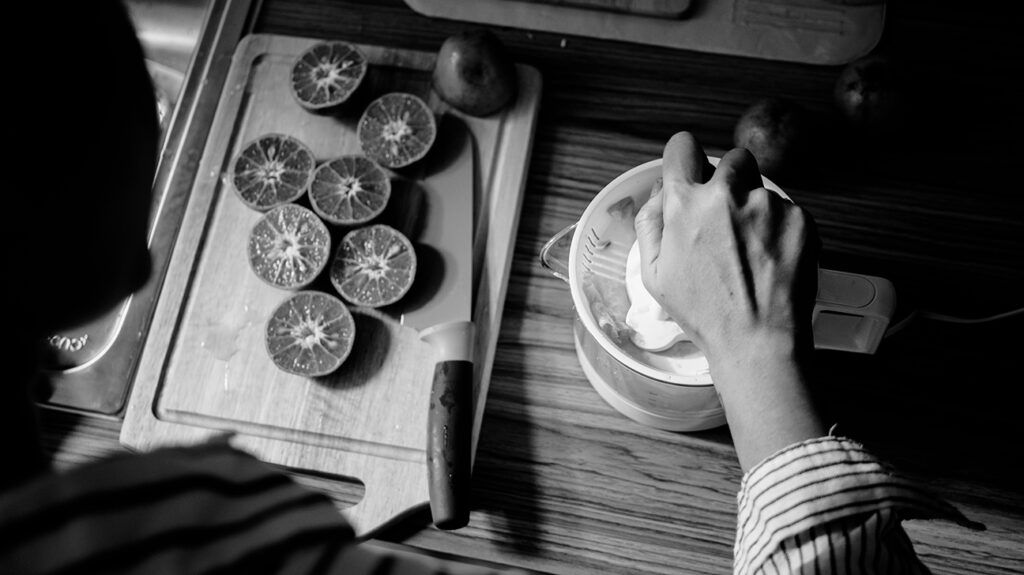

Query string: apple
[433,30,517,117]
[834,54,901,132]
[733,98,809,180]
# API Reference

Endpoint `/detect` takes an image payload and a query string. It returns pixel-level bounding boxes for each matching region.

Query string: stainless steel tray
[35,0,258,416]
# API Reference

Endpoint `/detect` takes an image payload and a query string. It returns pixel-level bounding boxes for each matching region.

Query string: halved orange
[290,41,367,111]
[308,156,391,225]
[330,224,417,308]
[231,134,316,211]
[248,204,331,289]
[265,291,355,377]
[357,93,436,168]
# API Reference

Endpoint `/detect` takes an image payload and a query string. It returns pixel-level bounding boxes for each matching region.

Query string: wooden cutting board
[405,0,885,65]
[517,0,691,18]
[121,33,541,536]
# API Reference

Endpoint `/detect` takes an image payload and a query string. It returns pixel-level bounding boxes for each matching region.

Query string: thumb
[634,178,664,278]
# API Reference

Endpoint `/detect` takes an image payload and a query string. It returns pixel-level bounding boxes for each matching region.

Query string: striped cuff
[734,436,982,574]
[0,443,354,575]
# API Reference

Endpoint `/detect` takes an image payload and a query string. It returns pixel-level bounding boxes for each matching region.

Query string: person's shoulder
[1,441,355,575]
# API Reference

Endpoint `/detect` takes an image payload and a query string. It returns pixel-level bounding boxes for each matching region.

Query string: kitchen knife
[400,116,475,530]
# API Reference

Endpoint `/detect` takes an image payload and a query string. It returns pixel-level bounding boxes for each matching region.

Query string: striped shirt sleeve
[0,442,354,574]
[4,437,982,574]
[0,442,511,575]
[734,436,984,575]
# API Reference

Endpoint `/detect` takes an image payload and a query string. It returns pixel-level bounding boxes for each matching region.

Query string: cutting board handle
[333,459,432,537]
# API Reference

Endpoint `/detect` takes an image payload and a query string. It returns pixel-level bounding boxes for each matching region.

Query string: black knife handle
[427,359,473,529]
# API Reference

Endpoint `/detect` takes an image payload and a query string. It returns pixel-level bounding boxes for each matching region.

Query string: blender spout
[539,222,576,283]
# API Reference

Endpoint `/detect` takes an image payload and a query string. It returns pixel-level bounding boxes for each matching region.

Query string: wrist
[706,331,803,380]
[707,334,825,471]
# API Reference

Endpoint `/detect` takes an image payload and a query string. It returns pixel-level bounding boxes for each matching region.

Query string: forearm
[710,336,825,472]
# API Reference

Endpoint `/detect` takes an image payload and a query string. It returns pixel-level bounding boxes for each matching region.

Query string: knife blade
[400,115,475,530]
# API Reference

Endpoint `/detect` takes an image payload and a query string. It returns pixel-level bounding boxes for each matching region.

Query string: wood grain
[404,0,883,65]
[515,0,692,18]
[119,33,542,536]
[42,1,1024,574]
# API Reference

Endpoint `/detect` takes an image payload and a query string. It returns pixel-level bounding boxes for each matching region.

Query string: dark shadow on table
[471,345,545,556]
[463,172,550,556]
[813,312,1024,501]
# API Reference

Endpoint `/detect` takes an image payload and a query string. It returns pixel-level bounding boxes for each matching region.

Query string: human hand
[634,132,824,470]
[634,132,819,366]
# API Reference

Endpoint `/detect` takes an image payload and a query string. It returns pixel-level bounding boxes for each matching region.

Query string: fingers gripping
[712,148,763,198]
[663,132,709,188]
[635,178,665,279]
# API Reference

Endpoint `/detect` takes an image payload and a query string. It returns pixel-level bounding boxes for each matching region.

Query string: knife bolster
[420,320,475,362]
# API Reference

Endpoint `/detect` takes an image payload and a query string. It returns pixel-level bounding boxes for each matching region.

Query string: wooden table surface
[41,1,1023,573]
